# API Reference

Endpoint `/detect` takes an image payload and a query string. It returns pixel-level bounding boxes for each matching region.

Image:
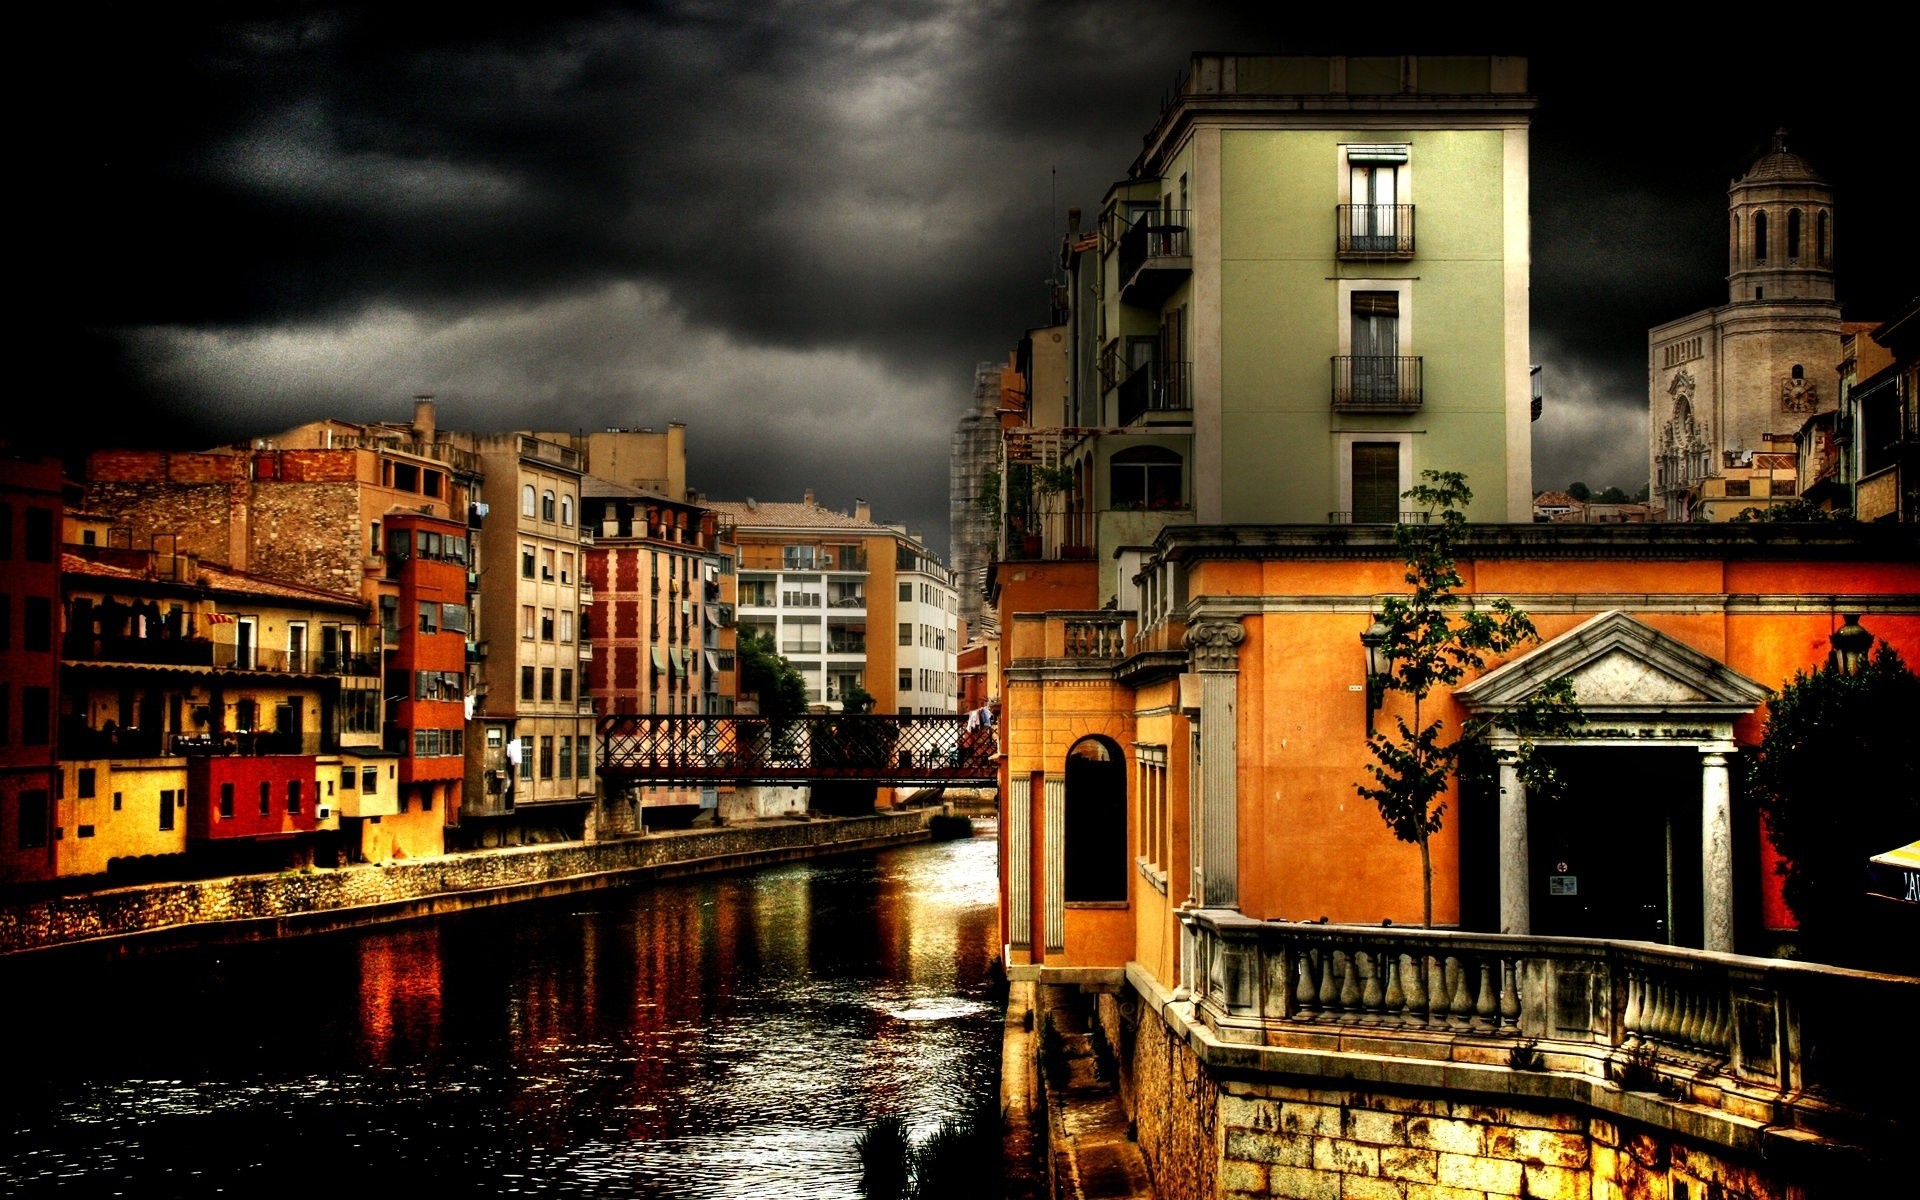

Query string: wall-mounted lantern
[1360,615,1391,735]
[1828,613,1872,675]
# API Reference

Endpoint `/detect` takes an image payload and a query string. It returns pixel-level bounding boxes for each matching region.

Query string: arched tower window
[1791,364,1804,380]
[1787,209,1802,262]
[1754,211,1769,263]
[1816,211,1830,266]
[1063,736,1128,902]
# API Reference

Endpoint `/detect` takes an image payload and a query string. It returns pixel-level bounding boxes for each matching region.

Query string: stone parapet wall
[0,813,926,956]
[1115,964,1886,1200]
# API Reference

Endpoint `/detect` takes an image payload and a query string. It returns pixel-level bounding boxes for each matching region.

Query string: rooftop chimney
[803,487,816,507]
[855,498,871,523]
[412,395,436,443]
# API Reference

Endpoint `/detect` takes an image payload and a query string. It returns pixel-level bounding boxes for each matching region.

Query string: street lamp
[1360,615,1391,736]
[1828,613,1872,675]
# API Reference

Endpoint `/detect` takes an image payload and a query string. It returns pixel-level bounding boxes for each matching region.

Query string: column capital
[1184,620,1246,671]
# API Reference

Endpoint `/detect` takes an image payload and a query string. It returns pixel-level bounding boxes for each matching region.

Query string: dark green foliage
[856,1109,1003,1200]
[1357,472,1584,927]
[1729,497,1845,523]
[737,629,809,718]
[1592,485,1630,504]
[1749,643,1920,971]
[1507,1038,1544,1072]
[927,813,974,841]
[1566,482,1590,501]
[857,1114,913,1200]
[1610,1044,1664,1094]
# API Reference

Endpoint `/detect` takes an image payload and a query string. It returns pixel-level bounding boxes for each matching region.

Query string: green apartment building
[1036,54,1536,601]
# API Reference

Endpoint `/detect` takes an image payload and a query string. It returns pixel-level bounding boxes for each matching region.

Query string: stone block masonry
[1112,977,1826,1200]
[0,812,931,957]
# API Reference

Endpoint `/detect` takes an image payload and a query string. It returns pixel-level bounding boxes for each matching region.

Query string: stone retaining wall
[1,812,928,956]
[1115,973,1872,1200]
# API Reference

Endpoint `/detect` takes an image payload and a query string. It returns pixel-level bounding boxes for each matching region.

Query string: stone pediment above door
[1455,609,1770,720]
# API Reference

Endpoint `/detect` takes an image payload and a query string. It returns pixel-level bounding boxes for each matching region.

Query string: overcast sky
[47,4,1910,552]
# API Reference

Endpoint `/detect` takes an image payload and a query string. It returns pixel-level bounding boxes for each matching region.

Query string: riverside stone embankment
[0,810,934,957]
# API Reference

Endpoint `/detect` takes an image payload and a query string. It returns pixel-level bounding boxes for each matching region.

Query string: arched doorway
[1063,736,1127,902]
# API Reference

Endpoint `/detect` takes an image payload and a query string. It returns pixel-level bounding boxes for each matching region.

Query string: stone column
[1184,621,1245,910]
[1044,774,1065,953]
[1701,746,1735,953]
[1497,748,1530,935]
[1007,773,1031,956]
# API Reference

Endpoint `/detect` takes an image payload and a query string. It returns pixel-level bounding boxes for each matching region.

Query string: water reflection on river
[4,828,1002,1198]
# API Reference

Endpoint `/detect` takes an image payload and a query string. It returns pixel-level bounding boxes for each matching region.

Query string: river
[2,826,1003,1198]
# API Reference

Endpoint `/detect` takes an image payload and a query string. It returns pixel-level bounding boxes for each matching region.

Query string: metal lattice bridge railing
[598,714,998,785]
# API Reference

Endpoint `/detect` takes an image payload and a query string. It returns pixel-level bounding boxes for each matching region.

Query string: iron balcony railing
[1331,355,1423,412]
[1117,209,1191,288]
[1335,203,1415,259]
[1117,361,1193,426]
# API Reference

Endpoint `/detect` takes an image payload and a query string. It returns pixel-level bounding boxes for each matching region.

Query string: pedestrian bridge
[597,713,997,786]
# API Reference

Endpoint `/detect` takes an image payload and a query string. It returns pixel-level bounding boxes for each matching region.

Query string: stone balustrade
[1180,907,1915,1134]
[1061,614,1129,660]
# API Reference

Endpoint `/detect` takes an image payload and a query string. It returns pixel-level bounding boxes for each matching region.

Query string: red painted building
[381,511,471,824]
[0,454,63,884]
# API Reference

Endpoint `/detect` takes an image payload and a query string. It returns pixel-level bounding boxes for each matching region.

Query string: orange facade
[997,524,1920,977]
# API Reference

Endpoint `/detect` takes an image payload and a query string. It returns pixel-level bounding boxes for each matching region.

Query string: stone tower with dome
[1648,130,1844,520]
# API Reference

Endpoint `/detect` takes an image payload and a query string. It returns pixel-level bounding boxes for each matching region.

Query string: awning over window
[1868,841,1920,905]
[1346,144,1409,164]
[650,647,667,671]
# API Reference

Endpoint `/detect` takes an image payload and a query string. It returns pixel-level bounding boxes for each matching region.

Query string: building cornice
[1150,522,1920,565]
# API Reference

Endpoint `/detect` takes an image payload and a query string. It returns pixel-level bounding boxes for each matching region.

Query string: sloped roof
[705,499,894,532]
[62,552,365,610]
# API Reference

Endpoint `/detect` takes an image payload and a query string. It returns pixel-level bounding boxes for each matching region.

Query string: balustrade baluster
[1401,952,1427,1028]
[1294,951,1317,1019]
[1446,957,1473,1027]
[1622,968,1644,1047]
[1474,960,1497,1031]
[1679,989,1703,1052]
[1427,956,1448,1027]
[1498,958,1520,1030]
[1707,991,1731,1059]
[1360,952,1384,1024]
[1338,951,1361,1018]
[1382,953,1405,1026]
[1653,976,1677,1046]
[1317,949,1340,1019]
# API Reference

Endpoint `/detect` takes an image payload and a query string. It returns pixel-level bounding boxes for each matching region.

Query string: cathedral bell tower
[1648,130,1844,520]
[1727,128,1835,305]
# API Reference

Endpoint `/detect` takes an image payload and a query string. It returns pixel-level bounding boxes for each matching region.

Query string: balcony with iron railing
[1331,355,1423,412]
[1117,360,1193,426]
[1118,209,1191,306]
[1335,203,1415,260]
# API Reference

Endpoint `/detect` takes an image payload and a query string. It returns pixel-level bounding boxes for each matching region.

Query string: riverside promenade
[0,809,937,957]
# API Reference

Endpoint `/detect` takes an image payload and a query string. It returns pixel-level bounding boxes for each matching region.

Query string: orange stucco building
[995,523,1920,978]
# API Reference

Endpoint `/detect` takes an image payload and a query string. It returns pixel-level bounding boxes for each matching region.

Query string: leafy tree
[1358,471,1583,927]
[1593,485,1630,504]
[738,629,808,718]
[1750,642,1920,971]
[1729,497,1845,523]
[1566,482,1590,501]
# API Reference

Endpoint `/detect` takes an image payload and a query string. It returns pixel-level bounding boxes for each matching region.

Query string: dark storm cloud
[54,3,1910,544]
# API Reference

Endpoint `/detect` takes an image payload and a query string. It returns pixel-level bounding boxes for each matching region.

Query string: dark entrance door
[1530,747,1701,946]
